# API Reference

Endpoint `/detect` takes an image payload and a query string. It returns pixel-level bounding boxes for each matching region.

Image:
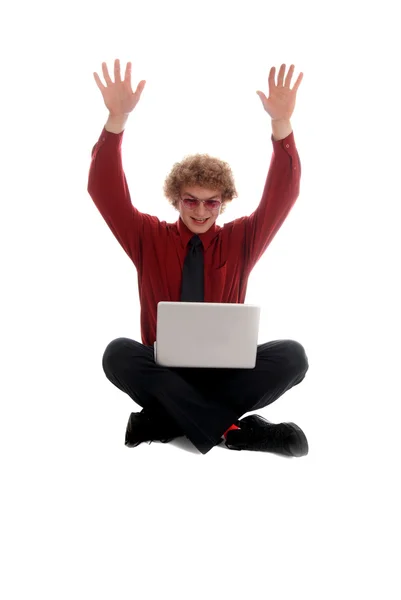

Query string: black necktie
[181,235,204,302]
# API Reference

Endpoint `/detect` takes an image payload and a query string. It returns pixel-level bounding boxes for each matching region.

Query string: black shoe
[225,414,309,457]
[125,409,182,448]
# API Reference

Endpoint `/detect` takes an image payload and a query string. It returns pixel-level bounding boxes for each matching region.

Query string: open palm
[93,59,146,116]
[257,64,303,121]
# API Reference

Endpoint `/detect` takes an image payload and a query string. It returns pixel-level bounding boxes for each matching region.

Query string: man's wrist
[271,118,292,141]
[105,113,130,134]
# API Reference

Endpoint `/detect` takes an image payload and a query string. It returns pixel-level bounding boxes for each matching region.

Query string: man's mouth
[191,217,209,224]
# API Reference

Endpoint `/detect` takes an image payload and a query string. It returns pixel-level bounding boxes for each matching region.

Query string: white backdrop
[2,0,400,598]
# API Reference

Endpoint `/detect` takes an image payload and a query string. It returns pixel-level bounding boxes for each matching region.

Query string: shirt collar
[177,215,220,250]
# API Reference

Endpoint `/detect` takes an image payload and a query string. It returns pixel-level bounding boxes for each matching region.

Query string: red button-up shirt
[87,127,301,346]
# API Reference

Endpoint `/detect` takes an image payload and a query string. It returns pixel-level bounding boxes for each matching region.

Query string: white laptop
[154,302,261,369]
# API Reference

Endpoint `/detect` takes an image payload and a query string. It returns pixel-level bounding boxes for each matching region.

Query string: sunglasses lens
[183,199,197,208]
[205,200,220,209]
[183,199,220,209]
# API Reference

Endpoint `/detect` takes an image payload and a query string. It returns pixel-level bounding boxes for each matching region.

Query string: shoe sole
[284,422,309,457]
[125,414,141,447]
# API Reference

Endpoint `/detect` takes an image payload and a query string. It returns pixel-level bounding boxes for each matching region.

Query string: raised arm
[242,64,304,271]
[87,59,149,267]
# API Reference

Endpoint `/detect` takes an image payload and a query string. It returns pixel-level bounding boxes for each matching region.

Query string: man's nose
[195,202,207,215]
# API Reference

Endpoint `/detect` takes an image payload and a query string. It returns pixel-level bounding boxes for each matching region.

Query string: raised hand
[93,58,146,116]
[256,64,303,121]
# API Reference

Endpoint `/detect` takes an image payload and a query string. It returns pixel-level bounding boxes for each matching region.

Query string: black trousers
[102,338,309,455]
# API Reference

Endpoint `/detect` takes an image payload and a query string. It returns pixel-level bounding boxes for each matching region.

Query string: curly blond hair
[163,153,238,215]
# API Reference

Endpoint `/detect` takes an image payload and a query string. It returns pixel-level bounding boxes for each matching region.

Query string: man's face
[178,186,222,234]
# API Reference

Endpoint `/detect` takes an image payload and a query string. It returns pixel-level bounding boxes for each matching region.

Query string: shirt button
[285,144,290,148]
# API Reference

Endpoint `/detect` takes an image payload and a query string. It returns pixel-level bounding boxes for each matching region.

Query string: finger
[124,61,132,83]
[136,80,146,94]
[102,61,113,86]
[256,91,267,110]
[268,66,276,91]
[93,71,106,91]
[277,63,286,86]
[284,64,295,88]
[114,58,122,83]
[292,72,304,93]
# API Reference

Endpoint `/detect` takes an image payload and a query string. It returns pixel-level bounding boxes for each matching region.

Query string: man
[88,58,309,457]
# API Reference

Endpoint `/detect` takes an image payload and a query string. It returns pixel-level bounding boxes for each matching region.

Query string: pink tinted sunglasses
[181,196,222,210]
